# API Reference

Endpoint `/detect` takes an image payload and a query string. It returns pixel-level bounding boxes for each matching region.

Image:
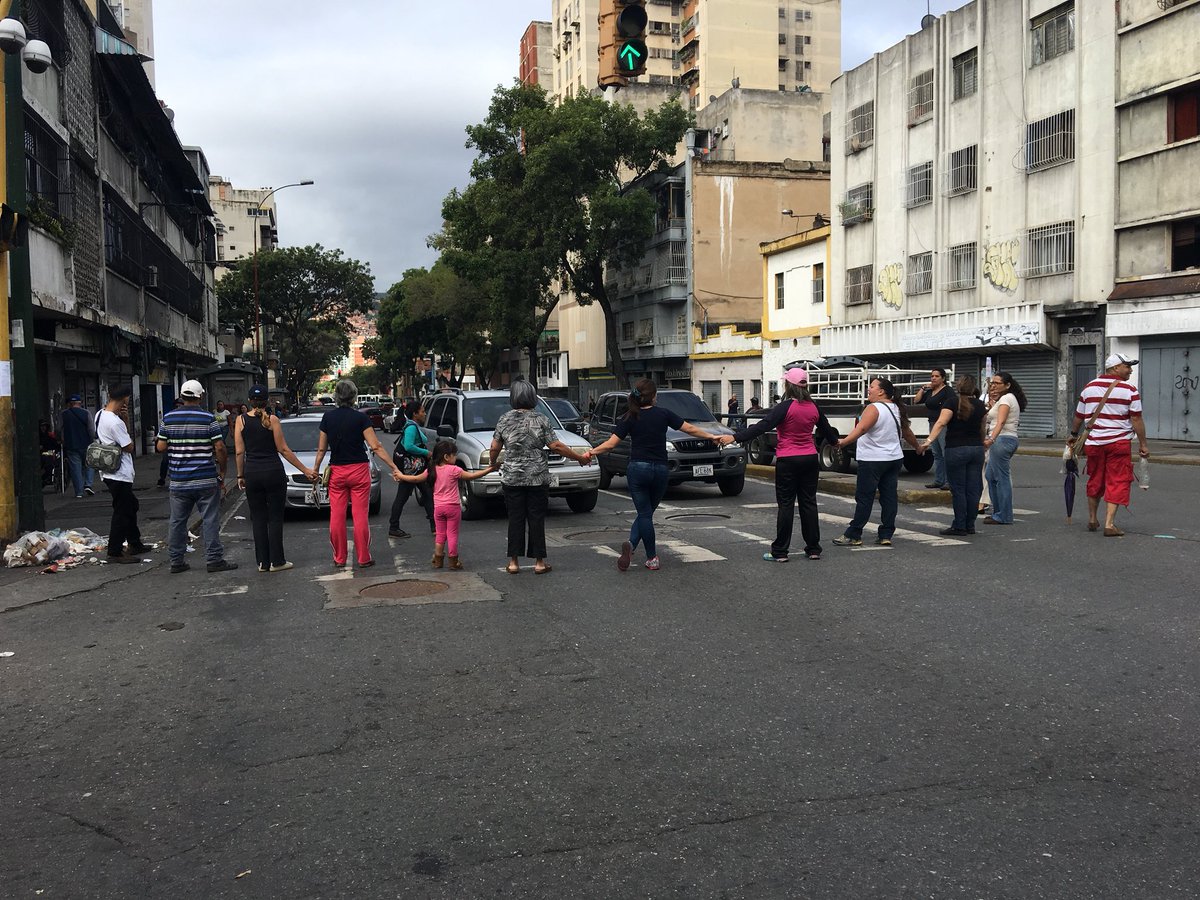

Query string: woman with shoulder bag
[921,375,987,536]
[388,400,434,539]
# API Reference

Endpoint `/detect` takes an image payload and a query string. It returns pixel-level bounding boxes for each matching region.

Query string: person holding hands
[397,441,495,570]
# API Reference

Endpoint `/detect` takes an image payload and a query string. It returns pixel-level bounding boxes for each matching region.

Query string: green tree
[216,245,375,404]
[439,83,691,387]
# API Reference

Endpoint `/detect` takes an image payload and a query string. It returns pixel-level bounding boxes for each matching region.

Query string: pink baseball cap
[783,368,809,385]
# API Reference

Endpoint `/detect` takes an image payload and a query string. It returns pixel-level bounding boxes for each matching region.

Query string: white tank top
[856,401,904,461]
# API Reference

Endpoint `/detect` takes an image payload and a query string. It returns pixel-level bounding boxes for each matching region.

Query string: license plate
[549,475,560,488]
[693,465,714,477]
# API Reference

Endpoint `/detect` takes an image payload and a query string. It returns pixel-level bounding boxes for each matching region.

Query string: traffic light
[599,0,648,88]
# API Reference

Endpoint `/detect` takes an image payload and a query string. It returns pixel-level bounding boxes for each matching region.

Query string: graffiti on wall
[983,240,1020,293]
[876,262,903,310]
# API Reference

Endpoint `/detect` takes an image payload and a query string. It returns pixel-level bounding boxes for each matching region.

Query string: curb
[746,464,951,506]
[1015,447,1199,467]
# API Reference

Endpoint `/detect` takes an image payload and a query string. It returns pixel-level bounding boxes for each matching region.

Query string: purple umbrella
[1064,456,1079,523]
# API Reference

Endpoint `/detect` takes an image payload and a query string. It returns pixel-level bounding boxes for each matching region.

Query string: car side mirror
[437,424,454,438]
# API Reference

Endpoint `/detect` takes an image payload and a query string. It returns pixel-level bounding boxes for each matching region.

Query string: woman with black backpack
[388,400,435,539]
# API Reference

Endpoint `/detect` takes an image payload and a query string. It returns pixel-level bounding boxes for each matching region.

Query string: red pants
[328,463,372,564]
[1084,441,1134,506]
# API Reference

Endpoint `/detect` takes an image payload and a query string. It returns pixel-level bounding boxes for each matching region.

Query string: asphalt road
[2,447,1197,898]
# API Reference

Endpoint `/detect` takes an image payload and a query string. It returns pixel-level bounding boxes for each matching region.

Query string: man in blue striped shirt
[156,380,238,574]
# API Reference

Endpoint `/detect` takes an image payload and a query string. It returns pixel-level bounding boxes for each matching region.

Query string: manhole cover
[665,513,730,522]
[563,529,628,543]
[358,580,449,600]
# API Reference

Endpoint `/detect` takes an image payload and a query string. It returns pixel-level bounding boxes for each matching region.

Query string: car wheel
[748,435,774,466]
[818,440,853,473]
[598,461,613,490]
[566,489,598,513]
[903,447,935,474]
[717,474,745,496]
[460,479,488,520]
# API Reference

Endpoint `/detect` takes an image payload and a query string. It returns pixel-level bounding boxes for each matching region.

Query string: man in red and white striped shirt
[1067,353,1150,536]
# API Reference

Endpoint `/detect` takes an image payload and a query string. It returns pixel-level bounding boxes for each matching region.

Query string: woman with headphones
[587,379,724,571]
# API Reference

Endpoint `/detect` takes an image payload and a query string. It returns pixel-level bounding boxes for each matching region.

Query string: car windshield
[656,392,716,423]
[280,419,325,452]
[461,396,563,432]
[545,399,581,420]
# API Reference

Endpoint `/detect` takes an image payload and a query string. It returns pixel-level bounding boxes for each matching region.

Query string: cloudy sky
[154,0,958,291]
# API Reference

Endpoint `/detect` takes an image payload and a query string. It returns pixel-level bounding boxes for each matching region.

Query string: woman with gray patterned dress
[489,381,592,574]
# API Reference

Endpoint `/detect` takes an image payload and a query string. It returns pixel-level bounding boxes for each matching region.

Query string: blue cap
[249,384,268,401]
[68,394,82,402]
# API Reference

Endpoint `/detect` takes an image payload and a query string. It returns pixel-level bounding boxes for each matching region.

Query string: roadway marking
[817,512,967,547]
[585,539,724,563]
[199,585,249,597]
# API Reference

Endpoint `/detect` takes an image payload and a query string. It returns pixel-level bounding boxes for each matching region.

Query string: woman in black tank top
[234,386,315,572]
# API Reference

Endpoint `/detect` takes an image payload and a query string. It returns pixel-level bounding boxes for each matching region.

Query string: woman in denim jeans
[982,372,1027,525]
[921,375,987,536]
[587,379,723,571]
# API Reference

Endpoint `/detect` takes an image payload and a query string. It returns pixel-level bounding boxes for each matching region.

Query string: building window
[908,69,934,125]
[1171,220,1200,271]
[1031,2,1075,67]
[24,116,64,215]
[839,183,874,225]
[622,321,634,342]
[775,272,786,309]
[1026,109,1075,172]
[907,252,933,294]
[845,265,873,305]
[944,145,977,196]
[812,263,825,305]
[946,243,978,291]
[845,101,874,153]
[905,161,933,208]
[1169,85,1200,143]
[637,319,654,343]
[953,48,978,100]
[1024,221,1075,276]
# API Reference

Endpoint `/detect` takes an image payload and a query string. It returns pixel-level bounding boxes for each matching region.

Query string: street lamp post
[250,180,313,364]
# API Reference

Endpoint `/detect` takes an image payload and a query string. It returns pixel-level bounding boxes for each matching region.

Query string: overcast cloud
[154,1,959,291]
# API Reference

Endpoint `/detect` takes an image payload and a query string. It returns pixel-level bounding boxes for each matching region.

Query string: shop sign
[899,322,1040,352]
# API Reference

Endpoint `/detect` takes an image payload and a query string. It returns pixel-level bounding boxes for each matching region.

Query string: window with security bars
[905,161,933,208]
[845,265,873,305]
[622,321,635,342]
[946,243,978,290]
[907,253,933,294]
[908,70,934,124]
[845,101,874,153]
[812,263,825,305]
[775,272,785,310]
[944,145,977,196]
[1031,2,1074,67]
[1026,109,1075,171]
[953,48,977,100]
[1024,221,1074,276]
[840,183,874,225]
[1172,220,1200,271]
[25,116,65,214]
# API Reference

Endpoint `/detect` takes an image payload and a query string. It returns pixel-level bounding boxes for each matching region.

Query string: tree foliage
[438,83,692,387]
[216,245,375,403]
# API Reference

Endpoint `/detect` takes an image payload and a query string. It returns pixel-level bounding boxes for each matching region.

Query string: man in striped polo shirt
[156,380,238,574]
[1068,353,1151,537]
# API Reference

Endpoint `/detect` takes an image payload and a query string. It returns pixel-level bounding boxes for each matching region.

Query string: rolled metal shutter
[996,352,1056,438]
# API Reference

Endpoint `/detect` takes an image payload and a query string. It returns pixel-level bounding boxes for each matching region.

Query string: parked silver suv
[588,389,747,495]
[420,390,601,519]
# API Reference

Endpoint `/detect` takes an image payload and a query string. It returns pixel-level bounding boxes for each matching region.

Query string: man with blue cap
[60,393,95,498]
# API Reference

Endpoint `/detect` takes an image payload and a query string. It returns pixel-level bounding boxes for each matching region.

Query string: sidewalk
[1015,437,1200,466]
[0,461,242,614]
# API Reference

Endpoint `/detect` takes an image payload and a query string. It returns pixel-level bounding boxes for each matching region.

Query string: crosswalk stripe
[817,511,967,547]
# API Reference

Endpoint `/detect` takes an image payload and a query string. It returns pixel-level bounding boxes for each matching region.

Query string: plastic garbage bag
[3,531,71,568]
[1136,455,1150,490]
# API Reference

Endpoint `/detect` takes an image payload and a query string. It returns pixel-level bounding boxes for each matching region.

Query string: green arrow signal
[619,40,645,71]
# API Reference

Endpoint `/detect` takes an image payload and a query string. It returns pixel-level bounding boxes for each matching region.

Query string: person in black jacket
[61,395,95,498]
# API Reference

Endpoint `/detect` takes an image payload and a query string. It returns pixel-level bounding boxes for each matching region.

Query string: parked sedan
[544,397,587,437]
[358,407,385,429]
[277,415,382,515]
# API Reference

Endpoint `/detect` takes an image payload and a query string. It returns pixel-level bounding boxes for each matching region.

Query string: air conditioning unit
[145,265,159,288]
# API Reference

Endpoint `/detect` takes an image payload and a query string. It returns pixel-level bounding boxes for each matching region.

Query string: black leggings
[244,471,287,568]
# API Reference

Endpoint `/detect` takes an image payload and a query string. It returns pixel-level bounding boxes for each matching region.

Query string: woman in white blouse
[982,372,1027,525]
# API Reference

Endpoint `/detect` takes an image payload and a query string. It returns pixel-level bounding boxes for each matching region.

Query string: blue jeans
[65,449,92,496]
[626,461,669,559]
[844,458,902,541]
[945,445,985,531]
[168,486,224,564]
[985,435,1018,523]
[929,428,948,486]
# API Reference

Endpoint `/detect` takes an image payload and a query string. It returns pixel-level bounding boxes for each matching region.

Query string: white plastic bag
[3,532,71,568]
[1136,455,1150,490]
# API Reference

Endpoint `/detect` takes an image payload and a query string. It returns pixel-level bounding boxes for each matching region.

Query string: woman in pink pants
[313,380,403,568]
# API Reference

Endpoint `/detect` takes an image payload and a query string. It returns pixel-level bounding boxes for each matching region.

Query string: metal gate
[996,352,1056,438]
[1140,339,1198,442]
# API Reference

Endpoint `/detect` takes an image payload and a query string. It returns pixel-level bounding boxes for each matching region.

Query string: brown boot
[431,552,444,568]
[447,555,463,570]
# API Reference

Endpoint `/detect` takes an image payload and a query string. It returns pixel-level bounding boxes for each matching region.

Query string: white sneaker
[645,557,660,570]
[269,561,294,573]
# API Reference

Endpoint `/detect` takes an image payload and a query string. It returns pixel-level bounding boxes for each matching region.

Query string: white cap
[1104,353,1138,369]
[179,379,205,399]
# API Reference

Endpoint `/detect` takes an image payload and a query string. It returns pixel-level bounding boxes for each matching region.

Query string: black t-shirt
[923,386,957,424]
[614,405,686,464]
[320,407,371,465]
[240,413,285,477]
[944,398,986,448]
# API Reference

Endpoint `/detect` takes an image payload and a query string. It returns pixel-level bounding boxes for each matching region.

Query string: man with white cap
[1068,353,1150,537]
[156,379,237,573]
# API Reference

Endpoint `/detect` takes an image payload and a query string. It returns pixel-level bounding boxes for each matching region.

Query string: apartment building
[827,0,1115,437]
[208,179,279,273]
[519,21,554,88]
[1109,0,1200,442]
[105,0,155,87]
[759,223,830,401]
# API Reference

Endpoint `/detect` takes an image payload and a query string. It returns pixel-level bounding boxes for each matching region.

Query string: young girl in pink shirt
[398,441,494,570]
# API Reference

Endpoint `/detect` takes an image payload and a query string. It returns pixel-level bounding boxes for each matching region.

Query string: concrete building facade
[519,20,554,88]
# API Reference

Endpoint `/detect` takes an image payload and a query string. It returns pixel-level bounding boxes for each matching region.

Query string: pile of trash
[3,528,109,570]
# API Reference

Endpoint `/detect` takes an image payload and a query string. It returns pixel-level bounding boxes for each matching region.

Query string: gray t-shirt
[493,409,557,487]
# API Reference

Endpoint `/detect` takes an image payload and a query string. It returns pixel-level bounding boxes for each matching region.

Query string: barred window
[845,265,873,305]
[946,243,978,291]
[945,145,977,196]
[845,101,874,153]
[909,70,934,124]
[907,252,933,294]
[905,161,933,208]
[1024,221,1074,276]
[840,183,874,226]
[1031,3,1074,67]
[953,48,977,100]
[812,263,825,305]
[25,116,64,215]
[1026,109,1075,171]
[775,272,785,310]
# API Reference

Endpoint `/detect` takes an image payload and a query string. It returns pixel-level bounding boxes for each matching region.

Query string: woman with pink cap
[719,366,838,561]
